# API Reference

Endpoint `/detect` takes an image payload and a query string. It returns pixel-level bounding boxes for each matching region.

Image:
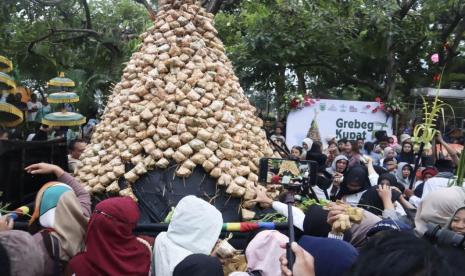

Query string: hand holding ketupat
[326,201,364,234]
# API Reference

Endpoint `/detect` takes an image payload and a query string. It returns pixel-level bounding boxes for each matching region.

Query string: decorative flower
[433,73,441,82]
[290,98,300,109]
[431,53,439,64]
[366,104,371,108]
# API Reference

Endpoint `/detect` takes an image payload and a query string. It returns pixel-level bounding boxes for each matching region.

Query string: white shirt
[27,101,42,122]
[409,176,453,207]
[272,201,305,231]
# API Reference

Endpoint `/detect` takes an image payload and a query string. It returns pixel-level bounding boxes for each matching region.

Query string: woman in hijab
[395,162,413,189]
[325,155,348,176]
[0,230,45,276]
[446,206,465,235]
[358,174,402,216]
[173,254,223,276]
[68,197,152,276]
[25,163,90,275]
[335,166,373,205]
[154,195,223,276]
[380,147,397,166]
[388,135,399,149]
[301,138,313,159]
[231,230,288,276]
[325,155,349,199]
[306,141,327,167]
[298,235,358,276]
[397,141,415,164]
[415,186,465,236]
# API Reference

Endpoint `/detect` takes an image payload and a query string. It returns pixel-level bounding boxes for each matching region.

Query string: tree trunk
[296,68,306,94]
[384,31,396,99]
[275,66,286,120]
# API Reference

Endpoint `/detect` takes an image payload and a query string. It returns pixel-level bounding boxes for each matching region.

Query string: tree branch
[202,0,225,14]
[32,0,64,5]
[81,0,92,29]
[28,28,121,57]
[133,0,157,21]
[316,57,384,93]
[27,32,55,53]
[395,0,418,20]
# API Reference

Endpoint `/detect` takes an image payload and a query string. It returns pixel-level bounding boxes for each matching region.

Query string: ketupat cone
[306,112,321,142]
[76,0,274,207]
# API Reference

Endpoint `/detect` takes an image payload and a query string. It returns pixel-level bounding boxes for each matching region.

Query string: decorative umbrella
[0,72,16,93]
[42,111,86,127]
[0,102,23,127]
[47,92,79,104]
[0,56,13,73]
[47,72,75,88]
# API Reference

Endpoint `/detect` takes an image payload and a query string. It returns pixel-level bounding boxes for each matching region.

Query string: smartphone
[258,158,317,188]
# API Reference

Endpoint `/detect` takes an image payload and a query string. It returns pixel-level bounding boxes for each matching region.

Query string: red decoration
[433,74,441,82]
[271,175,281,184]
[289,98,299,109]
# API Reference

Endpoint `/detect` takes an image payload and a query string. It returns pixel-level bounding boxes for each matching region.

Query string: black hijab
[307,153,327,172]
[358,173,402,216]
[398,142,415,164]
[173,254,223,276]
[302,205,352,242]
[377,173,405,193]
[336,166,371,199]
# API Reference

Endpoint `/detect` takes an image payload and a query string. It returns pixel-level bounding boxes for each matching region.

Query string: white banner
[286,99,393,149]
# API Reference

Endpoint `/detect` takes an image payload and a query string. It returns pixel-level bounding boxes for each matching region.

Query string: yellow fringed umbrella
[0,102,23,127]
[47,92,79,104]
[47,72,75,88]
[0,72,16,93]
[0,56,13,73]
[42,111,85,127]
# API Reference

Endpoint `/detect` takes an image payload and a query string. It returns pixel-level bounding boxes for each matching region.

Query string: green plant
[453,151,465,187]
[411,67,454,151]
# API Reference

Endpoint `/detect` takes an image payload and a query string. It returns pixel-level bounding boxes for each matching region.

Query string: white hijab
[154,195,223,276]
[415,186,465,236]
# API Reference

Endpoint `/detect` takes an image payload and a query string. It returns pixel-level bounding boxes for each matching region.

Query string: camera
[423,223,465,249]
[258,158,317,190]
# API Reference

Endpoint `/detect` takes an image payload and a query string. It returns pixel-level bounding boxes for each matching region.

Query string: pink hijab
[245,230,288,276]
[389,135,399,148]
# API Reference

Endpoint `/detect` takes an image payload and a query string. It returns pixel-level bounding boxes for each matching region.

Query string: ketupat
[330,201,364,234]
[76,0,275,209]
[306,111,321,142]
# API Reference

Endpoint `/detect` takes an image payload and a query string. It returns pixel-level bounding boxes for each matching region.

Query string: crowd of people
[0,124,464,275]
[0,93,98,143]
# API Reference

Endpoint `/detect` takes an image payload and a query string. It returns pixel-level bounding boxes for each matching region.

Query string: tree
[215,0,465,118]
[0,0,150,116]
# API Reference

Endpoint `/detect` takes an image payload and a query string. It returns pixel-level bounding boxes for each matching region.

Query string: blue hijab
[298,235,358,276]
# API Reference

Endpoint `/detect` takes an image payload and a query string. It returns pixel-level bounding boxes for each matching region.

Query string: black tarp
[0,139,68,207]
[131,163,242,223]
